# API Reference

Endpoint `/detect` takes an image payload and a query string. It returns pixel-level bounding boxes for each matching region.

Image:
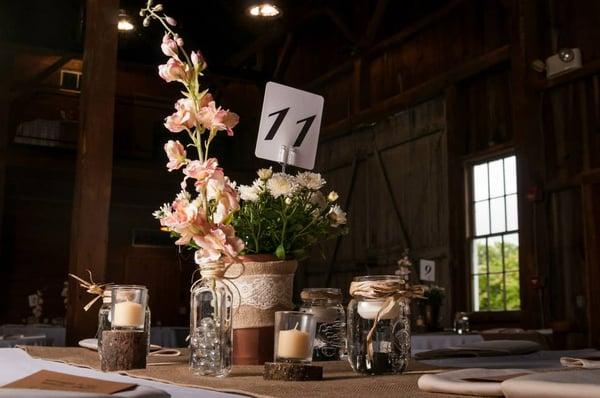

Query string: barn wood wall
[0,49,260,325]
[296,0,600,340]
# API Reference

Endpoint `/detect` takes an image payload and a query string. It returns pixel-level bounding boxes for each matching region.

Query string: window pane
[506,194,518,231]
[488,159,505,198]
[505,271,521,310]
[473,163,489,201]
[504,156,517,194]
[504,233,519,271]
[475,201,490,236]
[488,236,503,273]
[472,238,487,274]
[474,274,489,311]
[489,273,504,311]
[490,197,506,233]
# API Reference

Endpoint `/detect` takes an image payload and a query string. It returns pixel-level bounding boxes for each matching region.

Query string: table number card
[419,259,436,282]
[255,82,324,170]
[2,370,137,394]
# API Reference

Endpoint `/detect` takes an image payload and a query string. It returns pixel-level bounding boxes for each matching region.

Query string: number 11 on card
[255,82,324,170]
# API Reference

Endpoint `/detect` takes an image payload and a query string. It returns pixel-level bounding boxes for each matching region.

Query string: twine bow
[68,270,111,312]
[349,279,424,361]
[190,261,245,331]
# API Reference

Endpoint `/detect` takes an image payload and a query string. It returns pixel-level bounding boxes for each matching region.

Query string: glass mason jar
[299,288,346,361]
[97,288,112,358]
[190,265,233,377]
[347,275,411,375]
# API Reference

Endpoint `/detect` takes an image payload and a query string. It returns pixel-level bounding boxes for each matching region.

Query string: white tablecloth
[0,348,239,398]
[0,325,65,346]
[412,332,484,354]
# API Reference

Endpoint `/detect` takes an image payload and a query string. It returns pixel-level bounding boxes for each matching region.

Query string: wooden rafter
[11,54,75,100]
[273,33,295,80]
[362,0,390,46]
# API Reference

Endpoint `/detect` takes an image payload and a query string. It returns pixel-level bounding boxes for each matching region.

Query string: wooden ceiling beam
[273,33,295,81]
[361,0,390,47]
[11,54,74,100]
[227,7,357,69]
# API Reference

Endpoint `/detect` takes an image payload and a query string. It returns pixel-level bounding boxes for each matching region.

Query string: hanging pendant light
[247,2,282,18]
[118,9,135,31]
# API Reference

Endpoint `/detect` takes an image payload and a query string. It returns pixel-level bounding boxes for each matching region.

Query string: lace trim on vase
[233,274,294,310]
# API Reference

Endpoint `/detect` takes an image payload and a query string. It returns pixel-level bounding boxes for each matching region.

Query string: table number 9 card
[255,82,324,170]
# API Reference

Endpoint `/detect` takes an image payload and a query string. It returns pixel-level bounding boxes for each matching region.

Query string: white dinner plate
[78,338,162,351]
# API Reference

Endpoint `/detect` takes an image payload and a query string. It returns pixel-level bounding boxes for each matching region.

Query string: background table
[0,335,47,348]
[411,332,484,354]
[0,325,65,346]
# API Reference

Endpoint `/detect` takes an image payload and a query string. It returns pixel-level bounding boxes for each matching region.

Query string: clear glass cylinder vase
[190,266,233,377]
[347,275,411,375]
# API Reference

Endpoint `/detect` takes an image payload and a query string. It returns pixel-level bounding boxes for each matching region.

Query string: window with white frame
[470,155,520,311]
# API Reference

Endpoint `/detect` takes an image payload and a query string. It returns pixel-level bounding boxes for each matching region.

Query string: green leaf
[275,244,286,260]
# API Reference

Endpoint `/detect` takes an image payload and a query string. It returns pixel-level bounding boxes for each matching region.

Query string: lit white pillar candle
[277,327,311,359]
[113,301,144,328]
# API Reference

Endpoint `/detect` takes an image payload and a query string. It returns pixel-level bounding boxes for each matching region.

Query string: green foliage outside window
[474,240,521,311]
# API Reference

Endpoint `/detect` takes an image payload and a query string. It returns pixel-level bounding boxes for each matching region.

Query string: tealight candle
[113,300,145,328]
[274,311,316,363]
[277,326,311,359]
[357,300,400,320]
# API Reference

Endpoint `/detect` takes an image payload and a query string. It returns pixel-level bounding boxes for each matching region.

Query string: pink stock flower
[159,196,208,246]
[161,33,178,57]
[164,140,187,171]
[193,224,244,265]
[158,57,190,83]
[197,101,239,136]
[209,177,240,223]
[164,98,197,133]
[183,158,221,187]
[191,51,207,72]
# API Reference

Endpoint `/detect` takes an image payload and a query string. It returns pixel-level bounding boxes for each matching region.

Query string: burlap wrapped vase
[225,256,297,365]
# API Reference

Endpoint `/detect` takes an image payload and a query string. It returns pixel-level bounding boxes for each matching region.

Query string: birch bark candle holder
[101,285,149,372]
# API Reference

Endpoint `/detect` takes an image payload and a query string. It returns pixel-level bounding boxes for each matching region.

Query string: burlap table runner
[19,346,481,398]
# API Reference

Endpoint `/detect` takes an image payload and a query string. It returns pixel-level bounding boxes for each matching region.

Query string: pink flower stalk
[193,225,245,265]
[191,51,207,72]
[161,33,178,57]
[164,140,187,171]
[158,57,190,83]
[197,101,239,136]
[159,198,209,246]
[164,98,197,133]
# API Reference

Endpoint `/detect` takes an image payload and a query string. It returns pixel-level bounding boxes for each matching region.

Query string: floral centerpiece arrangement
[225,168,348,364]
[235,168,348,260]
[141,1,243,376]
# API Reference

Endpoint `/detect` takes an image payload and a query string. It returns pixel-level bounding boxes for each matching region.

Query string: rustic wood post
[66,0,119,345]
[509,0,544,330]
[0,46,14,261]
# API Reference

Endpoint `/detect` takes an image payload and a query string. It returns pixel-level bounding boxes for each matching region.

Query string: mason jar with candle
[190,265,233,377]
[347,275,411,375]
[97,288,112,358]
[274,311,316,364]
[299,288,346,361]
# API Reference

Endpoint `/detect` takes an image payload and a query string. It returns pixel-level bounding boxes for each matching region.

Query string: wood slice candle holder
[263,362,323,381]
[101,330,148,371]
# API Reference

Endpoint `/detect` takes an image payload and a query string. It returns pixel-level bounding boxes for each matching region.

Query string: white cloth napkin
[0,386,169,398]
[560,356,600,369]
[418,368,535,397]
[501,369,600,398]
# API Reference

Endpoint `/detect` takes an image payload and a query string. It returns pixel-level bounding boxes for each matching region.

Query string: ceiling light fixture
[118,9,135,31]
[248,3,282,18]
